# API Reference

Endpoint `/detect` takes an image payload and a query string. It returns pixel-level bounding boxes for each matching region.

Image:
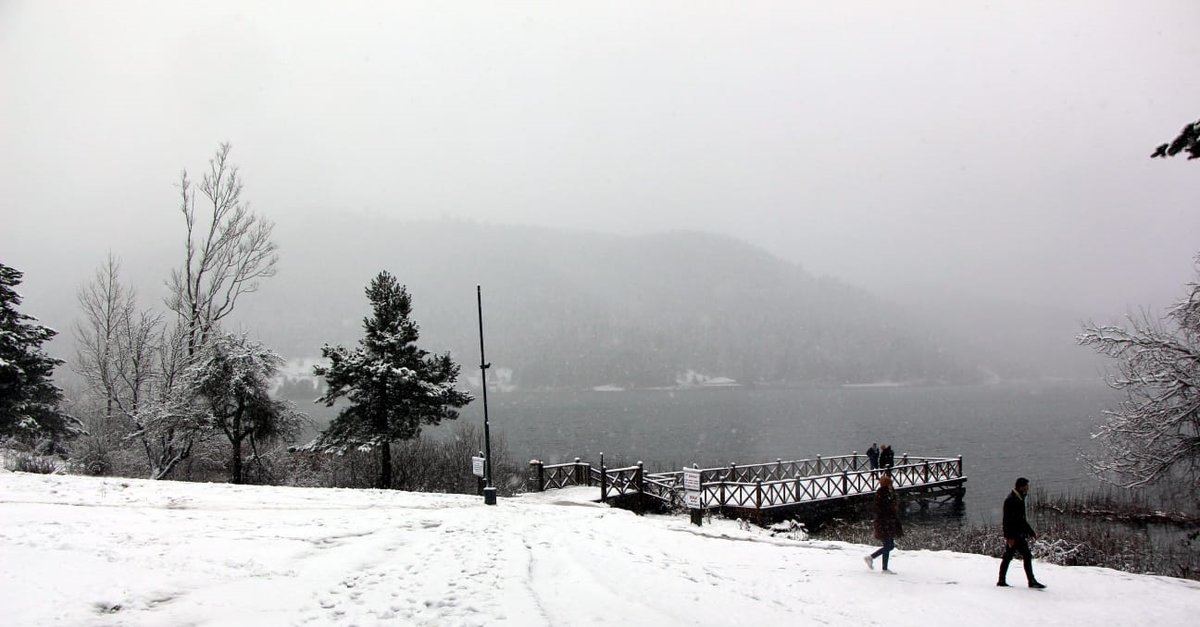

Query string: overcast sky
[2,1,1198,325]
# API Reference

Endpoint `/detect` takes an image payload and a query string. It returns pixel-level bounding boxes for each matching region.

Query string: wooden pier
[529,452,966,524]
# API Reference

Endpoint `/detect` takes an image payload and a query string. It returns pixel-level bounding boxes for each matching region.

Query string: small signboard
[471,456,485,478]
[682,467,701,492]
[683,491,703,510]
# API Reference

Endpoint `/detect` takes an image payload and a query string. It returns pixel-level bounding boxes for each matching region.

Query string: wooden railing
[530,457,593,491]
[687,456,964,509]
[528,453,965,515]
[604,464,643,499]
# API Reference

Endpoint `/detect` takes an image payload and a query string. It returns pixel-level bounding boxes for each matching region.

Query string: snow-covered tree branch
[1078,255,1200,490]
[167,143,278,358]
[190,333,305,483]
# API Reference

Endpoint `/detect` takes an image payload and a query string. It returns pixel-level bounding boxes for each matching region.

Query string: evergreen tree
[191,332,305,483]
[1150,117,1200,160]
[0,263,81,444]
[311,272,472,489]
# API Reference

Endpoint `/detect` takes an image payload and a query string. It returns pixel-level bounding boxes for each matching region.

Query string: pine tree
[310,272,472,489]
[0,263,81,445]
[1150,117,1200,160]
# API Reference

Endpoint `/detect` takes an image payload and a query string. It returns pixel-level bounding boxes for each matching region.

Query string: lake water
[458,381,1119,525]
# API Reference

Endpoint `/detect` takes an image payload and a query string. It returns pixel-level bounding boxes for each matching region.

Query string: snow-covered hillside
[0,470,1195,626]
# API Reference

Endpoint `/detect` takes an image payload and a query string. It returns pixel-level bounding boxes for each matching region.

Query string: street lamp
[476,285,497,505]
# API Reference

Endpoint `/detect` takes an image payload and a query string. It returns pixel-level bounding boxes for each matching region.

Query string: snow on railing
[528,453,965,516]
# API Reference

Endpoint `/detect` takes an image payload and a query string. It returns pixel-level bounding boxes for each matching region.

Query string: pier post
[841,471,848,495]
[755,479,763,510]
[923,460,930,484]
[852,451,858,471]
[636,461,645,515]
[600,452,608,502]
[816,454,822,474]
[956,455,963,478]
[531,460,545,492]
[794,474,802,502]
[574,457,584,486]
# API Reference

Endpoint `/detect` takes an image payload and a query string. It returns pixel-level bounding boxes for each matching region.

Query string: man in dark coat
[866,443,880,470]
[998,477,1046,589]
[879,444,895,469]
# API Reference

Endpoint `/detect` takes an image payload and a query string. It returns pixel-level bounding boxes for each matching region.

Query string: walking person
[879,444,895,469]
[863,473,903,574]
[866,443,880,470]
[997,477,1046,589]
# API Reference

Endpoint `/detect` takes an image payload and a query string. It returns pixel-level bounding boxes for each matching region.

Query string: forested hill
[233,217,985,389]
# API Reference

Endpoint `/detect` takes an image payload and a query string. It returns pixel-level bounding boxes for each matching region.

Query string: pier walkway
[528,452,966,523]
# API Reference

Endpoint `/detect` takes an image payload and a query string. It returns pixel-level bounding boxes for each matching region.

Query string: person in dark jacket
[997,477,1046,589]
[879,444,895,469]
[863,473,903,573]
[866,443,880,470]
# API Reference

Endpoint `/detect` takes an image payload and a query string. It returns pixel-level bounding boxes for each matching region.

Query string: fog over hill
[13,215,1103,394]
[214,217,1095,391]
[2,1,1191,398]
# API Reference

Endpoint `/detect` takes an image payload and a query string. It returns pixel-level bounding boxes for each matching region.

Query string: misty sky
[2,1,1199,326]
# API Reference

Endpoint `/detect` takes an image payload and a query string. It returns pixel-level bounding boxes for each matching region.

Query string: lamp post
[477,285,497,505]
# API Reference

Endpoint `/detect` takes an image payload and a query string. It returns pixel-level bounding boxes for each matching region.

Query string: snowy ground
[1,470,1196,626]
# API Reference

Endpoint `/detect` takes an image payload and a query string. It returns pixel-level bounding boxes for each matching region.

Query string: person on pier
[866,443,880,470]
[879,444,895,469]
[863,473,903,574]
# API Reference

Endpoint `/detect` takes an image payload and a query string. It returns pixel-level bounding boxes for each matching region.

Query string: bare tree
[69,145,281,480]
[73,254,133,424]
[71,256,201,479]
[115,307,163,423]
[138,143,281,479]
[1078,254,1200,490]
[167,143,278,358]
[134,321,206,479]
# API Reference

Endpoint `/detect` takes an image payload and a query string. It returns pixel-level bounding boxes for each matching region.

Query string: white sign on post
[682,467,702,511]
[472,456,485,478]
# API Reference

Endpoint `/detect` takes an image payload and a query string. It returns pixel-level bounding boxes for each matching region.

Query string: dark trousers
[871,537,895,570]
[998,537,1036,583]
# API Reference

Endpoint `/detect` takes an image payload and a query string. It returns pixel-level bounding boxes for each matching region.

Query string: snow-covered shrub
[769,519,808,541]
[5,451,60,474]
[281,422,522,495]
[66,406,129,476]
[817,516,1000,557]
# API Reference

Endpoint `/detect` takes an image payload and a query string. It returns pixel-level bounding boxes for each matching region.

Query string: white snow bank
[0,472,1195,626]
